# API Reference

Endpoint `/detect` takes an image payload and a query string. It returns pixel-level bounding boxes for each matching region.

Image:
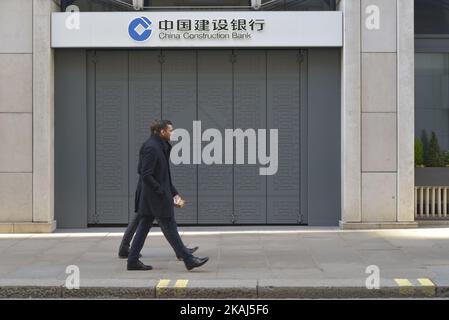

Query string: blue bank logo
[128,17,152,42]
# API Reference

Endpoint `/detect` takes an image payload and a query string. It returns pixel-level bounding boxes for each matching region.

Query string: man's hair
[150,119,173,135]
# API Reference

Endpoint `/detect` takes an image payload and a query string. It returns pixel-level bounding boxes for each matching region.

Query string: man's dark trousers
[128,213,192,264]
[120,213,140,251]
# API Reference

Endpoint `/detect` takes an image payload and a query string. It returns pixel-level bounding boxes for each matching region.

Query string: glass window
[415,0,449,34]
[415,53,449,151]
[62,0,336,12]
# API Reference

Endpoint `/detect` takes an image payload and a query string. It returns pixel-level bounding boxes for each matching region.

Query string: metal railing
[415,186,449,219]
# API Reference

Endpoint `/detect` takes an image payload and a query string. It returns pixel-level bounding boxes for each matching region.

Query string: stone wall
[0,0,58,232]
[339,0,416,228]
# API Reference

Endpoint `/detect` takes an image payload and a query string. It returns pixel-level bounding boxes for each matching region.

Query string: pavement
[1,226,449,299]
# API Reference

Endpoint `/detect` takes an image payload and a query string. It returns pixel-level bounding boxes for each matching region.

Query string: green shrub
[426,131,443,167]
[415,137,424,167]
[442,150,449,167]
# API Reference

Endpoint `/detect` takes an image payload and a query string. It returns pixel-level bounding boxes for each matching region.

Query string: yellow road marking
[174,280,189,288]
[156,279,170,289]
[157,279,171,288]
[417,278,434,287]
[156,279,171,297]
[174,279,189,298]
[394,278,414,295]
[395,278,413,286]
[417,278,435,297]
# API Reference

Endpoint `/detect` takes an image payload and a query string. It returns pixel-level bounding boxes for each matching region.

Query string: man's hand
[176,199,185,208]
[174,195,186,208]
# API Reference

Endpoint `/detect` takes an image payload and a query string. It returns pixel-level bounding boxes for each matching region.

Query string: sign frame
[51,11,343,48]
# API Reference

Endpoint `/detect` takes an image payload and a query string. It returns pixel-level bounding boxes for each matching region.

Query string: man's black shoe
[184,256,209,271]
[176,246,199,261]
[127,260,153,271]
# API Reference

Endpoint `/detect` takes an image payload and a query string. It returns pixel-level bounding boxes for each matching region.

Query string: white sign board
[51,11,342,48]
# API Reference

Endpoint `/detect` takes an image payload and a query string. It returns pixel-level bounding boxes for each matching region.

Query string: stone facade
[339,0,416,228]
[0,0,416,232]
[0,0,57,233]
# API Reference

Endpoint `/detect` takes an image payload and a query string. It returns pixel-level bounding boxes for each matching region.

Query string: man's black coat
[134,134,179,218]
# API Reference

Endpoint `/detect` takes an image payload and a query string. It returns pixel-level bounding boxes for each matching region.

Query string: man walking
[126,120,209,271]
[118,122,197,260]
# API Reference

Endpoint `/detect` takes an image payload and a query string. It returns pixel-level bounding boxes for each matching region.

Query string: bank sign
[51,12,342,48]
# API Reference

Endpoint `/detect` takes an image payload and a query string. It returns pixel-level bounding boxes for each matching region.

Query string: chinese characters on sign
[157,18,266,40]
[159,18,265,31]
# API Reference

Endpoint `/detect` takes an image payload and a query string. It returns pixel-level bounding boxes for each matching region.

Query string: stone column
[0,0,57,233]
[338,0,362,224]
[33,0,58,230]
[397,0,415,223]
[339,0,417,229]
